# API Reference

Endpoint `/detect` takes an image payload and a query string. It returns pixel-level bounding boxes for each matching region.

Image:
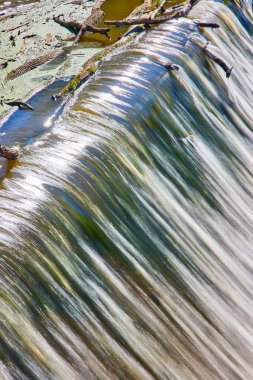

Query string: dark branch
[5,101,34,110]
[53,15,82,33]
[195,22,220,28]
[53,15,110,42]
[74,24,110,43]
[204,47,233,78]
[104,14,174,27]
[105,0,200,27]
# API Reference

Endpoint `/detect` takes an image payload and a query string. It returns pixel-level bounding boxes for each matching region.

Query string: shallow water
[0,0,253,379]
[0,79,69,182]
[81,0,186,46]
[81,0,144,46]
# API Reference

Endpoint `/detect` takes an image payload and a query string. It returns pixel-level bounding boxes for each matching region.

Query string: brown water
[82,0,145,45]
[81,0,187,46]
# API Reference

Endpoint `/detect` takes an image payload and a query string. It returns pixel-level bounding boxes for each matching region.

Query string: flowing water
[1,0,253,379]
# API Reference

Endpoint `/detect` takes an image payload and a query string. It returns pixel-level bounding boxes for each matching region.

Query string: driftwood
[178,0,197,17]
[126,0,156,18]
[53,14,110,42]
[0,145,19,160]
[158,0,167,14]
[105,14,177,27]
[53,15,82,33]
[6,48,64,80]
[146,0,168,18]
[196,22,220,28]
[163,4,184,15]
[3,22,29,32]
[4,101,34,110]
[153,0,167,17]
[74,24,110,42]
[75,0,105,42]
[84,0,105,26]
[105,0,199,27]
[0,13,17,23]
[204,46,233,78]
[162,63,180,71]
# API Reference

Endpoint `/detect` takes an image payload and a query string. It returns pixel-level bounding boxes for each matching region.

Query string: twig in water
[195,22,220,28]
[105,0,200,27]
[5,101,34,110]
[204,46,233,78]
[53,15,110,42]
[74,24,110,43]
[161,62,180,71]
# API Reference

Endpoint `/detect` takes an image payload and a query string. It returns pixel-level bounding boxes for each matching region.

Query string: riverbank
[0,0,102,119]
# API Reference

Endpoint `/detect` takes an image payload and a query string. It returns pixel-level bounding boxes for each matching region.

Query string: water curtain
[0,1,253,379]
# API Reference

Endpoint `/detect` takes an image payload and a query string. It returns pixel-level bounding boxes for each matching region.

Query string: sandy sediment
[0,0,102,119]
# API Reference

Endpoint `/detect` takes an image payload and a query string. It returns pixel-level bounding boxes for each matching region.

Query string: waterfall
[0,1,253,379]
